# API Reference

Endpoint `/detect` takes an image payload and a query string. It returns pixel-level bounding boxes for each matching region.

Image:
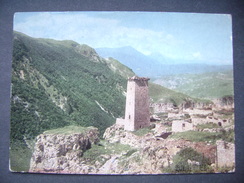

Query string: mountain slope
[153,70,234,99]
[96,46,161,77]
[103,57,135,79]
[11,32,128,142]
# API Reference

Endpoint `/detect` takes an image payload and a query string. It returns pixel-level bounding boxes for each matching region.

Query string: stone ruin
[216,140,235,168]
[116,76,150,131]
[172,120,194,132]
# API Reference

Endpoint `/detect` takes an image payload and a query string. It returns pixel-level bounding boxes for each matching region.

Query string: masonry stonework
[172,120,193,132]
[116,76,150,131]
[216,140,235,168]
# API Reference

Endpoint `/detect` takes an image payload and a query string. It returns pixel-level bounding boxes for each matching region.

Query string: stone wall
[134,78,150,130]
[168,112,184,119]
[150,103,177,113]
[172,120,193,132]
[122,76,150,131]
[183,109,213,116]
[124,78,136,131]
[216,140,235,168]
[116,118,125,126]
[191,116,231,127]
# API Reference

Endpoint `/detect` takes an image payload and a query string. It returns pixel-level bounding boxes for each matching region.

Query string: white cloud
[14,12,180,56]
[192,52,202,59]
[14,12,233,65]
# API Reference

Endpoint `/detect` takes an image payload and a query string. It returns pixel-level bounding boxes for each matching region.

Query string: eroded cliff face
[150,101,213,114]
[29,126,99,173]
[102,124,216,174]
[213,96,234,110]
[29,123,224,174]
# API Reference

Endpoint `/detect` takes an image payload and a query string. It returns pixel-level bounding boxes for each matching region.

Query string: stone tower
[117,76,150,131]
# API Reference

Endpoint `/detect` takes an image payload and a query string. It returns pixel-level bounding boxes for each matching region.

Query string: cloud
[192,52,202,59]
[14,12,180,56]
[14,12,119,40]
[14,12,233,65]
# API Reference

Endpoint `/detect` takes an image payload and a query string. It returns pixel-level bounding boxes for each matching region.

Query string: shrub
[132,127,152,136]
[217,129,235,143]
[125,149,137,157]
[196,123,220,129]
[10,140,33,172]
[169,147,212,173]
[169,130,224,144]
[217,165,235,173]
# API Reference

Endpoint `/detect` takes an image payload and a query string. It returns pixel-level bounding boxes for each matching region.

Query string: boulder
[29,126,99,173]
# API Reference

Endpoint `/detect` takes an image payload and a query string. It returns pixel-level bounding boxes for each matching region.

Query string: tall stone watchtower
[117,76,150,131]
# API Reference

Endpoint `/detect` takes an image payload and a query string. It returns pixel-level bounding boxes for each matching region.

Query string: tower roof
[128,76,150,81]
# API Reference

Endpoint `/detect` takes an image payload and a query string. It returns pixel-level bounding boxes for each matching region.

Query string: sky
[14,11,233,65]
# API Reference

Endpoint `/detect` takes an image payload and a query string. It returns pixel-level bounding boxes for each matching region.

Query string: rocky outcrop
[213,96,234,110]
[102,124,216,174]
[150,101,213,113]
[150,102,177,113]
[29,126,99,173]
[28,123,218,174]
[75,44,102,63]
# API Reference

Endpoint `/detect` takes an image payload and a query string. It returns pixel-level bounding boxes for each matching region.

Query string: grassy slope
[104,57,135,79]
[169,129,234,144]
[148,82,210,105]
[43,125,95,135]
[11,31,128,142]
[153,71,234,99]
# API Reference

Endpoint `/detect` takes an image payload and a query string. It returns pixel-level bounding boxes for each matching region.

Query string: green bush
[217,165,235,173]
[125,149,137,157]
[218,129,235,143]
[168,147,212,173]
[132,127,152,136]
[10,141,33,172]
[82,140,135,164]
[196,123,220,129]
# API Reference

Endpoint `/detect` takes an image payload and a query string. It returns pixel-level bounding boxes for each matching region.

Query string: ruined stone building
[116,76,150,131]
[172,120,193,132]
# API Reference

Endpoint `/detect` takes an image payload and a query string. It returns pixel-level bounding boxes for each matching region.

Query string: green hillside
[104,57,134,79]
[153,70,234,99]
[11,31,128,143]
[148,82,209,106]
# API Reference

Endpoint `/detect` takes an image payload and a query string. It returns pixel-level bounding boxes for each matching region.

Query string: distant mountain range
[96,46,160,77]
[96,47,232,77]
